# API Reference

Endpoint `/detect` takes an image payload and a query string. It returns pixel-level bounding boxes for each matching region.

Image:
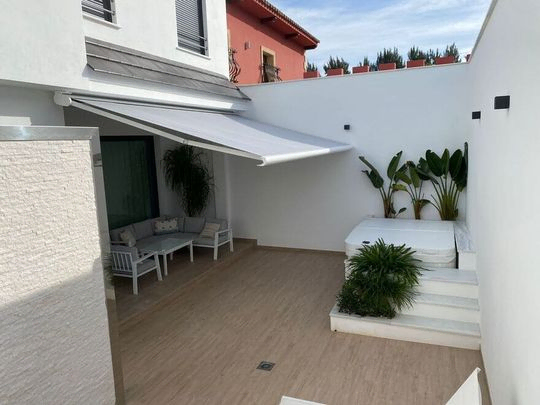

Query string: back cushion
[132,219,154,240]
[119,229,137,247]
[110,224,136,242]
[199,222,221,239]
[184,217,206,233]
[205,218,228,231]
[154,218,179,235]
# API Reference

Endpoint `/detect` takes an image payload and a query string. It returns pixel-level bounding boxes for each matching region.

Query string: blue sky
[271,0,491,69]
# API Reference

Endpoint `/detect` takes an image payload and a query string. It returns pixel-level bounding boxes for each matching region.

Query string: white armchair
[110,245,162,295]
[193,228,234,260]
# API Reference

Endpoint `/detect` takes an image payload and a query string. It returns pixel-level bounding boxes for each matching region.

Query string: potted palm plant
[337,239,422,318]
[303,61,320,79]
[162,145,213,216]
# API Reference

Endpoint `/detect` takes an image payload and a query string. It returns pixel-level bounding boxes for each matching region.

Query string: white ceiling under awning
[70,97,352,166]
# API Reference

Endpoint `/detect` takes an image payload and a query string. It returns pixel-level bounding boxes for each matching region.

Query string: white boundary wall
[229,64,470,251]
[0,130,115,404]
[466,0,540,403]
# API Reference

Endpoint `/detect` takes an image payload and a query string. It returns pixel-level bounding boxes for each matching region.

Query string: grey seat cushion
[184,217,206,233]
[133,219,154,240]
[135,259,158,275]
[113,258,156,276]
[193,235,230,246]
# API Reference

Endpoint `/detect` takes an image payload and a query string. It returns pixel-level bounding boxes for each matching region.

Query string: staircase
[330,222,481,350]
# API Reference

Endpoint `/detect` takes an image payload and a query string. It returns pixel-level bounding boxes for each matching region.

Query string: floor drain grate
[256,361,275,371]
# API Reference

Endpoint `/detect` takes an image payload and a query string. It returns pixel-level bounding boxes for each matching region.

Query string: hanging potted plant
[162,145,213,216]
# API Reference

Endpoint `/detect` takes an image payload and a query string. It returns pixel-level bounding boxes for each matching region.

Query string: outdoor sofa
[110,216,233,261]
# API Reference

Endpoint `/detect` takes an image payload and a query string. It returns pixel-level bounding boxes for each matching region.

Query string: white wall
[0,1,241,111]
[83,0,229,77]
[0,85,65,125]
[0,137,115,404]
[229,65,470,251]
[0,0,228,88]
[0,0,87,89]
[466,0,540,403]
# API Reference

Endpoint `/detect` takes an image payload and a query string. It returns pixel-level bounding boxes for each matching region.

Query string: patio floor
[118,246,490,405]
[114,238,256,327]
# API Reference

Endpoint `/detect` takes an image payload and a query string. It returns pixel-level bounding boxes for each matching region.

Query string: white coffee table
[140,237,193,276]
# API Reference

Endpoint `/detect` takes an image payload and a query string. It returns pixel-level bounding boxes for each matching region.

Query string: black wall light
[344,124,351,130]
[494,95,510,110]
[472,111,481,120]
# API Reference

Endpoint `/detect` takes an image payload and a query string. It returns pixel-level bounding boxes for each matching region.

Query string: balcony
[229,48,241,83]
[261,63,282,83]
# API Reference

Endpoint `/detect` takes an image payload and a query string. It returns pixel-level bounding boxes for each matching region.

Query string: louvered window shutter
[176,0,207,55]
[82,0,114,22]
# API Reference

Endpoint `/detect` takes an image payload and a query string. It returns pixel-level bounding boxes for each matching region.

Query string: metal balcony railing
[261,64,282,83]
[229,48,241,83]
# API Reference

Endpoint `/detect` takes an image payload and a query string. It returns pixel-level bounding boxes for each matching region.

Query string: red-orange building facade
[226,0,319,84]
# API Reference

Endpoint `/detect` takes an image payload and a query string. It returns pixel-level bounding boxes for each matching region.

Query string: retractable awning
[70,97,352,166]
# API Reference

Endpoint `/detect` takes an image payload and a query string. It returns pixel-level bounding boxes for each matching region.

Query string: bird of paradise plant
[359,151,407,218]
[416,143,468,221]
[393,160,431,220]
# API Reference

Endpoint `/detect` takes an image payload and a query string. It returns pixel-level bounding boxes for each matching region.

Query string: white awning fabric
[71,97,352,166]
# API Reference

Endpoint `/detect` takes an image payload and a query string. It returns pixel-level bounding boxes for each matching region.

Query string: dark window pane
[100,137,159,229]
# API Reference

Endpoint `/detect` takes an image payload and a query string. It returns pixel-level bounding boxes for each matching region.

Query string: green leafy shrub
[408,43,461,65]
[337,239,422,319]
[359,151,407,218]
[407,46,427,61]
[323,56,350,74]
[417,143,468,221]
[376,47,404,68]
[305,61,318,72]
[393,160,431,220]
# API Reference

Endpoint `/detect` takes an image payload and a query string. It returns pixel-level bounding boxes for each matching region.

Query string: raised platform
[337,220,481,349]
[345,218,456,268]
[330,303,480,350]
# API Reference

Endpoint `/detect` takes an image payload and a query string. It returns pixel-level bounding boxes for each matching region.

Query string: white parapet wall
[466,0,540,402]
[228,63,471,251]
[0,127,116,404]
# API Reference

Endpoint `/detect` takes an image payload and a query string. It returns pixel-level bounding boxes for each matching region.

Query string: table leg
[163,254,168,276]
[189,243,193,262]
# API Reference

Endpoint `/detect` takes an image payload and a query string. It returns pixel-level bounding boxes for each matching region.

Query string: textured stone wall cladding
[0,140,115,404]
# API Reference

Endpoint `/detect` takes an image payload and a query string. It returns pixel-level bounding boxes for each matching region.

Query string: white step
[454,221,477,270]
[419,268,478,299]
[330,304,480,350]
[402,293,480,323]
